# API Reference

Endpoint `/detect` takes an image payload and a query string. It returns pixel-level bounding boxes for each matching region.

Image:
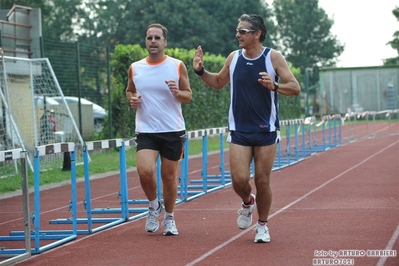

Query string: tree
[385,6,399,65]
[272,0,344,116]
[76,0,276,57]
[273,0,344,76]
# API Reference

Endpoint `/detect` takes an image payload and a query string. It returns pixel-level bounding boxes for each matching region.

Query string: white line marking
[186,140,399,266]
[376,223,399,266]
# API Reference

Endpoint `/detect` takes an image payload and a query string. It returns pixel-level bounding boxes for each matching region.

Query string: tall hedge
[107,44,301,138]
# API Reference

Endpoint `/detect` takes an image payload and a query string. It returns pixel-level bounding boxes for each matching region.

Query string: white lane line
[376,223,399,266]
[186,141,399,266]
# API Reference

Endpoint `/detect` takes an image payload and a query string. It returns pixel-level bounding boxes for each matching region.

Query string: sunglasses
[236,29,256,35]
[146,36,164,41]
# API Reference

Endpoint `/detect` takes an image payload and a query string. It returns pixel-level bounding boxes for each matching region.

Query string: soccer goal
[0,50,84,177]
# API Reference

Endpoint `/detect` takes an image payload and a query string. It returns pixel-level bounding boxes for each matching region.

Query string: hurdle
[275,119,304,169]
[364,110,399,138]
[179,127,236,202]
[0,149,31,264]
[6,143,77,254]
[310,114,342,152]
[50,139,133,234]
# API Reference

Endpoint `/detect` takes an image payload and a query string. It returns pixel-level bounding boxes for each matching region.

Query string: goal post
[0,50,84,176]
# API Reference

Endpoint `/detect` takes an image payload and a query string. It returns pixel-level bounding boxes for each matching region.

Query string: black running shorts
[136,131,186,161]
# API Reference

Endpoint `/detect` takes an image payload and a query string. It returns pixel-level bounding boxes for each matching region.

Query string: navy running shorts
[227,131,280,146]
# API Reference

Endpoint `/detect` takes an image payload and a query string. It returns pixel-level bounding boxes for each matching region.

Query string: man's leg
[136,149,163,232]
[229,143,253,202]
[230,143,257,229]
[160,156,179,235]
[160,157,179,214]
[252,143,277,243]
[136,149,160,202]
[253,143,277,221]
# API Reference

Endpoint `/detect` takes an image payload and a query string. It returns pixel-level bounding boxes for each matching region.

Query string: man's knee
[232,176,249,191]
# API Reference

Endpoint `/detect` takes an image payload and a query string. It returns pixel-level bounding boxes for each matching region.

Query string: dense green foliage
[84,0,276,57]
[0,0,275,57]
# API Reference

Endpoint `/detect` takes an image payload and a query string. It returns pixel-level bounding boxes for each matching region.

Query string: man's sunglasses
[236,29,256,35]
[146,36,165,41]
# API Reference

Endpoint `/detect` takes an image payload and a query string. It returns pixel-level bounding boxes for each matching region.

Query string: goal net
[0,52,84,178]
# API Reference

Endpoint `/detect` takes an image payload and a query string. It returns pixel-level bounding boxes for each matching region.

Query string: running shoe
[145,201,163,233]
[254,222,271,243]
[237,194,256,229]
[162,217,179,236]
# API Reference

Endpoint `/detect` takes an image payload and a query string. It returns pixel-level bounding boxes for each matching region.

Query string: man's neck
[243,45,264,59]
[147,54,166,64]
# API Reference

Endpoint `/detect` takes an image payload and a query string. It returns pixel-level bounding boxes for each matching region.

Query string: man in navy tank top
[193,14,300,243]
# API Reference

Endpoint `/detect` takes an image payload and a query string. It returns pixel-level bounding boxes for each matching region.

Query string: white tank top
[130,56,186,133]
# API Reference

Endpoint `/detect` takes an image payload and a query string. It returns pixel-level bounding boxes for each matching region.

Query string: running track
[1,123,398,266]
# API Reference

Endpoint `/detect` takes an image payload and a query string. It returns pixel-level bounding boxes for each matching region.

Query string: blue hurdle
[179,128,236,202]
[6,143,77,254]
[275,119,304,169]
[0,149,31,263]
[50,139,132,234]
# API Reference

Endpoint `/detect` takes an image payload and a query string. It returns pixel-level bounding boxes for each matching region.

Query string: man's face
[236,21,256,48]
[145,27,167,55]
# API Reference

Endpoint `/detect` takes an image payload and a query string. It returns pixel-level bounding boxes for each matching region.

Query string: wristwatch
[273,82,279,91]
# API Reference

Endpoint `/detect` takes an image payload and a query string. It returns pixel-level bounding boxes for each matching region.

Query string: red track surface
[1,123,398,266]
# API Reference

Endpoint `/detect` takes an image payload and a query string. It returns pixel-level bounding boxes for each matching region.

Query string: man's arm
[168,62,192,103]
[193,46,233,90]
[125,65,141,109]
[270,50,301,96]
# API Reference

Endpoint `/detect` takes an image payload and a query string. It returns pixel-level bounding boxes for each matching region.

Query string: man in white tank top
[193,14,300,243]
[126,23,192,236]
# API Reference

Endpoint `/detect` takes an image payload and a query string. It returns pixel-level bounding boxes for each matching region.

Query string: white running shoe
[145,202,163,233]
[237,194,256,229]
[162,217,179,236]
[254,222,271,243]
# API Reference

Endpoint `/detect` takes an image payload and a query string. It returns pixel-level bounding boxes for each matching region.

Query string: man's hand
[129,95,142,109]
[258,72,275,91]
[193,45,204,72]
[166,80,179,97]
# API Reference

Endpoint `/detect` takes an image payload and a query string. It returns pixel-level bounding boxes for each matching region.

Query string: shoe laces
[147,209,159,223]
[237,206,252,217]
[254,223,268,234]
[162,218,175,228]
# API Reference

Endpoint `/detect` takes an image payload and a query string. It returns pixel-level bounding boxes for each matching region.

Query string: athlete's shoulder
[131,57,147,67]
[226,50,240,63]
[166,56,182,63]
